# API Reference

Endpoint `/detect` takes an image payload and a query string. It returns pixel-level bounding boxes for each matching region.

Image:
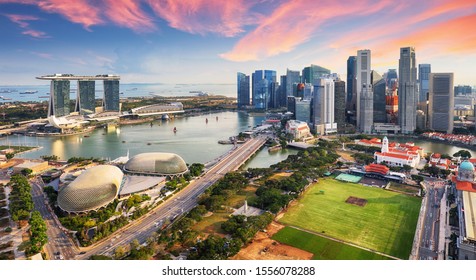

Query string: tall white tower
[382,136,389,153]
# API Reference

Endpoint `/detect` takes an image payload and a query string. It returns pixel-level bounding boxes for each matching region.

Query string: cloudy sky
[0,0,475,85]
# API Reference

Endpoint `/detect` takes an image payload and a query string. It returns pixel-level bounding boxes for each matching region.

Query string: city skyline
[0,0,475,86]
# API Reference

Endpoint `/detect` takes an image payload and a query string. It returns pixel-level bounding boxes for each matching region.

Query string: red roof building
[365,164,390,175]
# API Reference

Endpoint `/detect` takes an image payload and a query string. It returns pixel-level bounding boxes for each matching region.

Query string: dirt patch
[230,222,313,260]
[269,172,293,180]
[345,196,367,207]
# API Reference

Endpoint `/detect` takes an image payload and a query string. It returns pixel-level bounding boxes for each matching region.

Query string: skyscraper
[418,64,431,127]
[285,69,301,98]
[373,78,387,123]
[312,78,336,135]
[75,80,95,115]
[334,79,346,132]
[252,70,276,110]
[356,49,371,131]
[48,80,70,117]
[269,81,280,109]
[295,98,312,123]
[429,73,454,133]
[302,64,330,85]
[346,56,357,111]
[237,72,250,109]
[398,47,418,134]
[103,79,120,111]
[454,85,472,96]
[359,83,373,134]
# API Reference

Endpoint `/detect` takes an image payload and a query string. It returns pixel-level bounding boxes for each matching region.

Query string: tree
[5,153,14,160]
[114,245,127,259]
[130,239,140,251]
[28,211,47,255]
[453,150,472,159]
[21,168,33,176]
[402,164,412,172]
[411,174,424,183]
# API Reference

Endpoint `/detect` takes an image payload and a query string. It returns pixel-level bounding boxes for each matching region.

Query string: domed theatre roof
[58,165,123,213]
[124,152,188,175]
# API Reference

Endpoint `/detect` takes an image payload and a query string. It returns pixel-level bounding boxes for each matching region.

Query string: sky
[0,0,475,86]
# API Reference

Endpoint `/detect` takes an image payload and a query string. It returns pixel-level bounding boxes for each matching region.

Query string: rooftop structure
[124,152,188,176]
[36,74,120,80]
[57,165,123,213]
[285,120,310,140]
[37,74,121,131]
[452,161,476,259]
[374,136,422,168]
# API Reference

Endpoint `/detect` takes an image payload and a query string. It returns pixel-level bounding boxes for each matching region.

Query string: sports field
[272,227,391,260]
[279,179,421,259]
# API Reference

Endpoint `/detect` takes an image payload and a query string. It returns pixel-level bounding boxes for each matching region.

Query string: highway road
[418,179,446,260]
[30,177,78,260]
[77,136,267,259]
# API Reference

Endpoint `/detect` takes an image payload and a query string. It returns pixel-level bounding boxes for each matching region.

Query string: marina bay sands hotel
[36,74,120,117]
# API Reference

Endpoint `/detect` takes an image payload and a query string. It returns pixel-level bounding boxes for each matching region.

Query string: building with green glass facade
[76,80,96,115]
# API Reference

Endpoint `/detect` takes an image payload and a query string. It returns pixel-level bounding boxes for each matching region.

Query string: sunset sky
[0,0,475,86]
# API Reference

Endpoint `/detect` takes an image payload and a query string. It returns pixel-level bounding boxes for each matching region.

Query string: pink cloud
[384,13,476,55]
[4,13,50,38]
[220,0,394,61]
[22,29,49,38]
[102,0,155,32]
[30,51,53,59]
[36,0,103,30]
[146,0,257,37]
[0,0,103,30]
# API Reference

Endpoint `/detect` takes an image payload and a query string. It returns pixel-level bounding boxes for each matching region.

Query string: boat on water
[0,96,12,100]
[19,90,38,94]
[0,89,17,93]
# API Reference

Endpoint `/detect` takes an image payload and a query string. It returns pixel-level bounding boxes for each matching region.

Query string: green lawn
[0,145,37,153]
[273,227,391,260]
[191,211,230,236]
[279,179,421,259]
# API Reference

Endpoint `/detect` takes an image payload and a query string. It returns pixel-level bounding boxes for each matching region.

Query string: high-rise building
[237,72,250,109]
[373,78,387,123]
[429,73,454,134]
[287,96,297,116]
[252,70,276,110]
[279,75,287,107]
[303,83,313,101]
[75,80,95,115]
[386,69,398,81]
[418,64,431,103]
[285,69,301,98]
[386,85,398,124]
[269,81,280,109]
[359,83,373,134]
[398,47,418,134]
[334,79,346,132]
[103,80,120,111]
[302,64,330,85]
[295,98,312,124]
[48,80,70,117]
[454,85,472,96]
[312,78,336,135]
[346,56,357,111]
[356,49,371,131]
